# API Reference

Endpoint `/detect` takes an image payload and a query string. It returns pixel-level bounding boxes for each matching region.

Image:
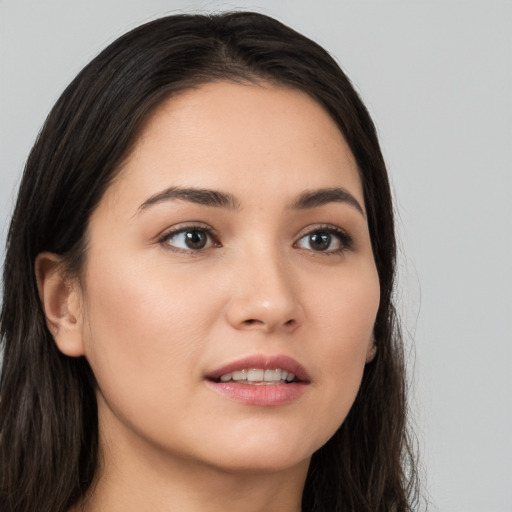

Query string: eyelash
[158,223,221,254]
[295,225,354,255]
[158,223,354,255]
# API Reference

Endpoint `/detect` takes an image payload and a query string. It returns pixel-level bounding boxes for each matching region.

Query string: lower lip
[205,381,308,406]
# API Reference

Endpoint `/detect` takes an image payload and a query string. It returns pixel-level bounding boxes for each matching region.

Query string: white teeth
[232,370,247,380]
[264,369,282,381]
[217,368,297,383]
[247,369,264,382]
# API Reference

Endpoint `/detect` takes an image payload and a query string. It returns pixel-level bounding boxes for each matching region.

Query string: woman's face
[74,81,380,474]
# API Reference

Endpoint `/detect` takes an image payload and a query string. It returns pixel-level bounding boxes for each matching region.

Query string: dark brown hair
[0,11,418,512]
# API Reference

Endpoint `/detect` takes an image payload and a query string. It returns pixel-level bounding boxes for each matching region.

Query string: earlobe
[365,333,377,363]
[35,252,85,357]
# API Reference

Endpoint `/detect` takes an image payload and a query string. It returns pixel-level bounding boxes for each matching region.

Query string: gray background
[1,1,511,511]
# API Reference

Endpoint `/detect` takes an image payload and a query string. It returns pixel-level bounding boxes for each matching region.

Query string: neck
[73,413,309,512]
[77,463,307,512]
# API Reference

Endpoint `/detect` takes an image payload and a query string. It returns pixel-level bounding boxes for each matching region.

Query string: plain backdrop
[1,1,511,511]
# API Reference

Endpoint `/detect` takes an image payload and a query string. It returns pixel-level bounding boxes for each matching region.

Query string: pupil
[310,232,330,251]
[185,231,207,249]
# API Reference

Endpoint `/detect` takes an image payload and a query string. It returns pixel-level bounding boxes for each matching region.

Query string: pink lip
[204,354,310,407]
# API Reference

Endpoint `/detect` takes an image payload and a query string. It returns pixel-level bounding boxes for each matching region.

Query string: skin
[38,81,380,512]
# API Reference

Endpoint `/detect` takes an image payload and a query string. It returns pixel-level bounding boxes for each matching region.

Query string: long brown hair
[0,11,419,511]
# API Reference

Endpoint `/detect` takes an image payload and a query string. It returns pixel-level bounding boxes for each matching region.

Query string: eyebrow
[138,186,241,211]
[290,187,365,216]
[137,185,364,216]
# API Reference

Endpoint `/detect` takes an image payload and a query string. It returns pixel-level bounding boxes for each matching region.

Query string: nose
[225,248,303,334]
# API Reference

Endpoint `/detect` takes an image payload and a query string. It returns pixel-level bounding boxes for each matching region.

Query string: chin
[209,450,311,476]
[195,428,322,476]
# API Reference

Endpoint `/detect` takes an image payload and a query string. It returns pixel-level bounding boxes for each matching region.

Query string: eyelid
[157,223,221,252]
[294,224,354,253]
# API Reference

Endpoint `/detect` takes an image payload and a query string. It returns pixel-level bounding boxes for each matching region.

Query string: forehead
[108,81,363,211]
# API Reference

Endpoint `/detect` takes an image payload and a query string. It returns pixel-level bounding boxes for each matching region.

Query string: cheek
[302,261,379,436]
[79,252,223,406]
[309,258,380,349]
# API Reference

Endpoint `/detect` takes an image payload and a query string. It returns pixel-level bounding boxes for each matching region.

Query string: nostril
[241,318,296,328]
[243,319,261,326]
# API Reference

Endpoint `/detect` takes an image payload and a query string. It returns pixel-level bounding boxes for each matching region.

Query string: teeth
[264,369,282,381]
[217,368,297,384]
[247,369,264,382]
[232,370,247,380]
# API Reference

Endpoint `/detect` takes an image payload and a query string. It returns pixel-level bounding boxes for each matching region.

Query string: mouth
[212,368,298,385]
[204,354,310,406]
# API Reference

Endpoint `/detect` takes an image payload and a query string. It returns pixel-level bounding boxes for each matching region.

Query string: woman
[0,11,418,512]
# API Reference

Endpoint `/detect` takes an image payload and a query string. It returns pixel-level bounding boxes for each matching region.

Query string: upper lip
[206,354,311,382]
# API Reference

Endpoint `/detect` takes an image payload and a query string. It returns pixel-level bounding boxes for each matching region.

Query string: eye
[295,227,353,253]
[160,226,218,252]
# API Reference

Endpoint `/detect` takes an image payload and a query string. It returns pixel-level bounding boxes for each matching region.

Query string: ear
[35,252,85,357]
[365,333,377,363]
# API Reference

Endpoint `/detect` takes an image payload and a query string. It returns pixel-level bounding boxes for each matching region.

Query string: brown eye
[296,227,353,253]
[183,230,208,249]
[308,232,332,251]
[162,228,214,251]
